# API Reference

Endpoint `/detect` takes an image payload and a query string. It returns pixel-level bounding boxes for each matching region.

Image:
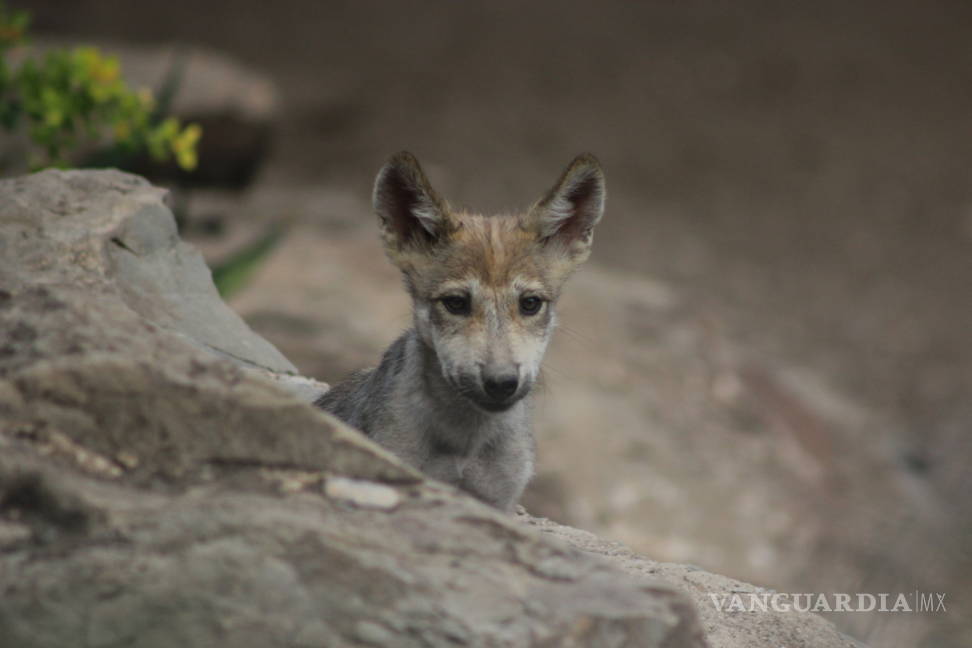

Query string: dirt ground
[25,1,972,645]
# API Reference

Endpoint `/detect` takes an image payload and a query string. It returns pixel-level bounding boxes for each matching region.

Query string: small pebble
[325,477,401,510]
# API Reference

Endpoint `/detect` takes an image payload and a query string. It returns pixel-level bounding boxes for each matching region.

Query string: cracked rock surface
[0,170,857,647]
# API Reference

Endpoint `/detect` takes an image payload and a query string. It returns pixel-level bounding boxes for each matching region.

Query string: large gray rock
[0,170,325,399]
[526,517,864,648]
[0,170,857,647]
[0,445,706,648]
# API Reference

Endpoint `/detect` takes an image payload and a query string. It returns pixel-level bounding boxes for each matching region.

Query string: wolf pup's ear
[374,152,452,257]
[529,153,605,263]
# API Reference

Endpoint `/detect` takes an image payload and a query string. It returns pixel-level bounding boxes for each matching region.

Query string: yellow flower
[171,123,202,170]
[75,47,98,73]
[175,148,198,171]
[92,54,119,85]
[43,109,62,127]
[114,121,131,141]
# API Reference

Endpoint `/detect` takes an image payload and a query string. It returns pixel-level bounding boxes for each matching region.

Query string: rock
[247,366,329,403]
[0,169,697,647]
[0,442,708,648]
[1,169,296,375]
[0,169,859,647]
[324,476,402,510]
[525,516,861,648]
[0,169,396,487]
[225,183,946,645]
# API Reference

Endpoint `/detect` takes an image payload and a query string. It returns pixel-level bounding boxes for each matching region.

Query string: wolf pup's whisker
[316,151,605,512]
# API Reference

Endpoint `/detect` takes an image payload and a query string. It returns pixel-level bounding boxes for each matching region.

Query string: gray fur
[315,328,534,511]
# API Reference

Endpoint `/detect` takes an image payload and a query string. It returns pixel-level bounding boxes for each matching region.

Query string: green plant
[0,2,200,171]
[211,223,286,299]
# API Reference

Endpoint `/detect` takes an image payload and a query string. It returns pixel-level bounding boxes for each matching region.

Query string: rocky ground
[0,170,863,647]
[13,1,972,645]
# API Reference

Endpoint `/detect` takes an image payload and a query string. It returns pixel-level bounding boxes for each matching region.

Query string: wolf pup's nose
[483,374,519,401]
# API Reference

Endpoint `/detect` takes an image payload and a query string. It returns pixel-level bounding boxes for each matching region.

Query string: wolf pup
[316,152,605,511]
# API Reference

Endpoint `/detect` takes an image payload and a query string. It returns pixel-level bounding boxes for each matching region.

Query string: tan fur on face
[393,211,577,300]
[373,151,604,407]
[393,210,575,396]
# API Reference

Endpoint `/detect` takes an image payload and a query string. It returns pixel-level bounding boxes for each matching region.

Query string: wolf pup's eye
[441,295,471,315]
[519,295,544,316]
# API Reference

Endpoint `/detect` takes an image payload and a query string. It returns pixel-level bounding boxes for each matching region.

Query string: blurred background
[13,1,972,645]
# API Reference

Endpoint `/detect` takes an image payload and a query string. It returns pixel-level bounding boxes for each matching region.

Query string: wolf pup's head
[374,152,605,412]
